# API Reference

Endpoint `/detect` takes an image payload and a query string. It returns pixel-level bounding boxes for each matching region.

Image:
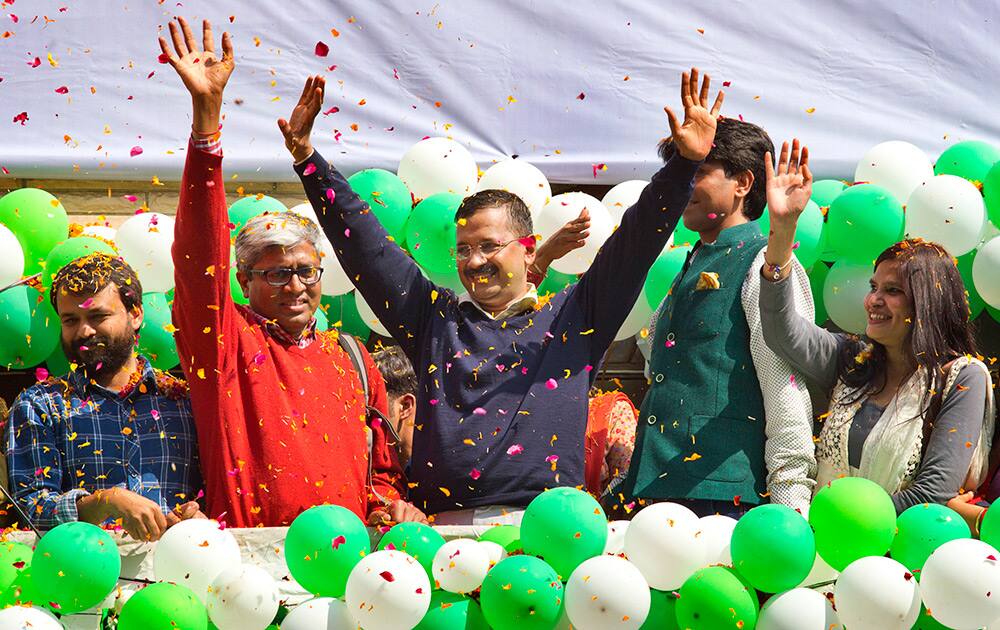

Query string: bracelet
[764,255,793,281]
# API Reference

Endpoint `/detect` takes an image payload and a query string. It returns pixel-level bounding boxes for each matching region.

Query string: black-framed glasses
[451,236,535,262]
[247,266,323,287]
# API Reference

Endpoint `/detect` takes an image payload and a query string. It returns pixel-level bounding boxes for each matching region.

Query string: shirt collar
[457,285,539,320]
[238,304,318,347]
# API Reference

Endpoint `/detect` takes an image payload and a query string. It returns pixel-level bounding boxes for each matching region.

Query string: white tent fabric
[1,0,999,183]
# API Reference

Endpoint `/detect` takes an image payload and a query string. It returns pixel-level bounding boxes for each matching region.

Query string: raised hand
[533,208,591,276]
[158,16,234,134]
[764,139,813,231]
[278,75,325,163]
[665,68,724,161]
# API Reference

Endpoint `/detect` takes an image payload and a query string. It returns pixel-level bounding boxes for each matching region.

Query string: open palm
[765,139,813,227]
[665,68,724,161]
[158,16,234,101]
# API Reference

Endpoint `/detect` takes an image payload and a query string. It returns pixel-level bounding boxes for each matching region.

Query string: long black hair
[834,239,978,426]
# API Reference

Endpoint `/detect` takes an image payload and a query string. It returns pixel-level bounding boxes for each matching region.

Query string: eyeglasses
[246,266,324,287]
[452,236,535,262]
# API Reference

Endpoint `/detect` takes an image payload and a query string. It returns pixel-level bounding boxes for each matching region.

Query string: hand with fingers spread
[157,16,235,134]
[665,67,725,162]
[533,208,592,277]
[279,75,326,163]
[762,139,813,280]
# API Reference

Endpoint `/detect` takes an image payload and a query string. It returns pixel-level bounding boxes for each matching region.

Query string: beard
[63,328,137,381]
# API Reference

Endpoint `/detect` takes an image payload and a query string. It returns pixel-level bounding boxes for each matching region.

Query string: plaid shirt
[3,357,201,530]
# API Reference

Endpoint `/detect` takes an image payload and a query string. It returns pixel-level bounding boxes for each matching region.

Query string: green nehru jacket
[623,221,768,505]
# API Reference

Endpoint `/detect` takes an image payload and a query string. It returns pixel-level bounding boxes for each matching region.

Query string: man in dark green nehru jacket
[619,118,817,518]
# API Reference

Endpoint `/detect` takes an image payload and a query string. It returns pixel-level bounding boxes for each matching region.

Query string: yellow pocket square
[695,272,721,291]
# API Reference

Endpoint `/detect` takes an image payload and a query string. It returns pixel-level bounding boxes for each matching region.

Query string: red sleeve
[171,140,236,379]
[358,341,407,514]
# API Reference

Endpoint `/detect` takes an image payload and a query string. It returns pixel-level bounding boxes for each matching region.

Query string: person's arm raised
[281,76,435,359]
[159,17,238,377]
[575,68,719,360]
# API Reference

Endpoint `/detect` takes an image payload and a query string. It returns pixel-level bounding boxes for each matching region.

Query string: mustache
[465,264,498,279]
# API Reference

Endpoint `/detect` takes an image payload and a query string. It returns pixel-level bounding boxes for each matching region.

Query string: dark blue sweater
[296,151,698,514]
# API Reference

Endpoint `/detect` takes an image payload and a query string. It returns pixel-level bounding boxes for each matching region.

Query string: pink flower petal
[315,41,330,57]
[545,378,558,390]
[129,146,143,157]
[379,570,395,582]
[54,86,68,94]
[303,163,317,176]
[332,535,346,550]
[34,367,49,382]
[325,188,336,204]
[470,468,481,480]
[473,407,487,415]
[507,444,524,456]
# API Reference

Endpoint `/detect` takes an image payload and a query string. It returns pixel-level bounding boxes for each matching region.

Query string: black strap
[337,333,369,402]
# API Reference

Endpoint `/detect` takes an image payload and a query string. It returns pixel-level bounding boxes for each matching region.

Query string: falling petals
[545,378,558,390]
[130,146,143,157]
[325,188,336,204]
[507,444,524,456]
[315,41,330,57]
[54,86,68,94]
[332,535,346,549]
[303,163,317,176]
[34,367,49,382]
[470,468,481,480]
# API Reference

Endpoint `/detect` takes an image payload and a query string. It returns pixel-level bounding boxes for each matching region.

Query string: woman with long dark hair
[757,140,995,513]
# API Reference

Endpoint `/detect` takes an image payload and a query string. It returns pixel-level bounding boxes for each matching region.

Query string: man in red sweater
[160,16,421,527]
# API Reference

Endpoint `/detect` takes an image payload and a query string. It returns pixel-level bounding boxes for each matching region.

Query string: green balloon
[138,292,179,370]
[912,604,951,630]
[479,555,564,630]
[757,200,825,268]
[0,188,70,274]
[988,305,1000,324]
[537,268,578,296]
[314,306,329,332]
[284,504,369,597]
[477,525,522,553]
[644,245,692,309]
[641,589,680,630]
[348,168,413,242]
[321,293,370,340]
[118,582,208,630]
[42,236,117,287]
[934,140,1000,183]
[809,477,897,571]
[0,285,60,369]
[0,567,55,613]
[730,504,815,593]
[32,521,121,614]
[423,266,467,293]
[520,487,608,579]
[672,222,700,247]
[229,264,249,305]
[0,541,33,593]
[228,195,288,239]
[890,503,970,573]
[405,193,462,274]
[675,567,758,630]
[984,161,1000,227]
[416,590,490,630]
[46,342,72,377]
[810,179,848,209]
[376,522,446,585]
[956,250,986,319]
[976,499,1000,550]
[807,263,830,325]
[826,184,904,264]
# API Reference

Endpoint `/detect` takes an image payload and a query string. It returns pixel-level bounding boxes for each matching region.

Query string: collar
[238,304,318,347]
[458,285,539,320]
[67,354,158,400]
[698,220,765,248]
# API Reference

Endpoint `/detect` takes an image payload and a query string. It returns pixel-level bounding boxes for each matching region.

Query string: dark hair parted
[372,345,418,399]
[50,252,143,314]
[834,239,978,428]
[455,189,533,237]
[658,117,774,220]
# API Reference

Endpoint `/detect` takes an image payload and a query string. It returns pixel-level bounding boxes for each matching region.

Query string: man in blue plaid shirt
[4,253,203,541]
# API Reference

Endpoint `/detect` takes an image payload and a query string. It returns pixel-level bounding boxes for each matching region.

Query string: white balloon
[615,296,654,342]
[115,212,175,292]
[354,290,391,337]
[834,556,920,630]
[919,538,1000,629]
[477,159,552,221]
[697,514,738,566]
[154,519,241,602]
[602,180,648,225]
[797,553,839,589]
[565,555,651,630]
[432,538,490,594]
[758,588,841,630]
[0,606,62,629]
[345,549,431,630]
[854,141,933,204]
[207,564,279,630]
[0,223,24,287]
[905,175,986,256]
[398,137,478,200]
[823,260,871,334]
[317,237,355,296]
[287,201,320,226]
[281,597,356,630]
[604,520,630,555]
[974,236,1000,308]
[479,540,507,567]
[624,502,705,590]
[537,193,615,275]
[81,224,118,243]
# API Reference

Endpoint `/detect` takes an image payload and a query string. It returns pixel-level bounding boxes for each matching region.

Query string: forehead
[56,282,123,315]
[253,241,320,266]
[456,205,516,242]
[872,259,903,284]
